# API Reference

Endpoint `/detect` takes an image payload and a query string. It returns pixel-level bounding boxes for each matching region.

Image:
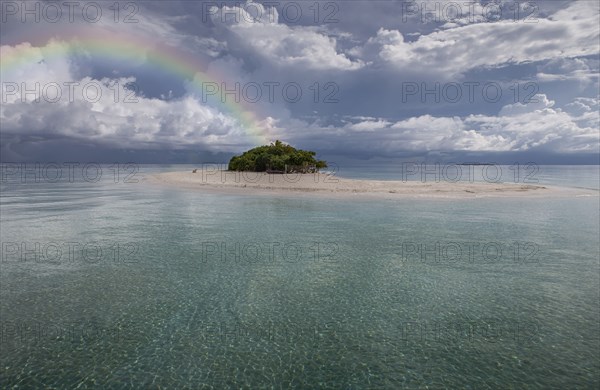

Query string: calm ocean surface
[1,164,598,388]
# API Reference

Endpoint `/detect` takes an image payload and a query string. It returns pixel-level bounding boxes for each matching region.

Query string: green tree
[228,140,328,172]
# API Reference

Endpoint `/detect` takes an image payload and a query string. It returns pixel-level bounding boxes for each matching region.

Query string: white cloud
[498,94,555,116]
[347,119,391,132]
[0,41,259,151]
[360,1,599,77]
[536,58,599,86]
[289,94,599,154]
[210,1,363,70]
[0,41,73,90]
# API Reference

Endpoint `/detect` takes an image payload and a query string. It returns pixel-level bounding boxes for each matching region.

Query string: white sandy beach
[148,170,598,199]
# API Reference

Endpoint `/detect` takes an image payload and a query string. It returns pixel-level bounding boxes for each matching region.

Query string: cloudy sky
[1,0,598,163]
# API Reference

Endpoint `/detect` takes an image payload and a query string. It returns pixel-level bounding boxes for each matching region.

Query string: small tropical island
[228,140,327,174]
[149,140,573,199]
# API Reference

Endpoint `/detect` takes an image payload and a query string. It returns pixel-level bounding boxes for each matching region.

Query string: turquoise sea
[1,164,598,388]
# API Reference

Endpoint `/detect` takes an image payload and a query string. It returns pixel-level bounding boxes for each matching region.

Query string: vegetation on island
[228,140,327,173]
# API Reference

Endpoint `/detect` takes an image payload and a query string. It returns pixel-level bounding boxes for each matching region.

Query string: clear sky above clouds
[1,0,599,163]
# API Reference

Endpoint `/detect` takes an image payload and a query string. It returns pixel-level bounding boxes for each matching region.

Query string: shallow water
[1,164,598,388]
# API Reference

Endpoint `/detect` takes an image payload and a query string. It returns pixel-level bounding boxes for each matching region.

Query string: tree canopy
[228,140,328,173]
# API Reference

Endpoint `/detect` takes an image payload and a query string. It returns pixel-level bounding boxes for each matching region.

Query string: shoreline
[146,170,599,199]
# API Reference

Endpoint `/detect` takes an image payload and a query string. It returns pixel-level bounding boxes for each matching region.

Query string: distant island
[228,140,328,174]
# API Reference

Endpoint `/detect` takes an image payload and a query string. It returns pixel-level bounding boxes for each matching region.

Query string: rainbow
[0,29,273,146]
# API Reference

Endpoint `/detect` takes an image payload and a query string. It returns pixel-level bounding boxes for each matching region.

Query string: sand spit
[148,170,597,199]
